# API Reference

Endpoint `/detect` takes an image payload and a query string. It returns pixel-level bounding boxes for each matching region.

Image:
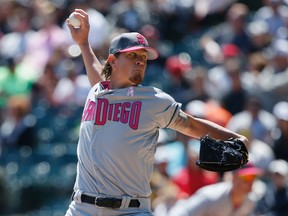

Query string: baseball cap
[234,163,263,177]
[247,20,269,37]
[165,53,192,78]
[268,159,288,176]
[273,101,288,121]
[271,39,288,57]
[221,44,240,58]
[109,32,158,60]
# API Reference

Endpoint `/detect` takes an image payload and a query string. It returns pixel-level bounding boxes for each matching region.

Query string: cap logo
[136,34,146,46]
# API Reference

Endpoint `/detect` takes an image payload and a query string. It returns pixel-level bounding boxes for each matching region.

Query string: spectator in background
[152,129,219,214]
[200,2,253,64]
[153,130,187,178]
[205,44,244,101]
[274,6,288,39]
[152,179,179,216]
[220,56,248,115]
[235,128,275,171]
[182,66,211,104]
[246,19,273,53]
[151,0,195,41]
[52,68,90,106]
[167,163,265,216]
[255,39,288,111]
[226,95,277,146]
[89,0,111,17]
[0,57,33,124]
[272,101,288,162]
[0,0,17,36]
[193,0,236,22]
[186,99,232,127]
[0,95,37,153]
[254,159,288,216]
[33,62,59,107]
[164,52,194,106]
[171,147,219,199]
[0,5,35,61]
[241,51,269,96]
[21,1,70,73]
[253,0,288,36]
[108,0,151,33]
[151,137,180,216]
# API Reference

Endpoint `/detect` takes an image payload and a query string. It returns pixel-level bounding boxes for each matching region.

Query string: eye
[142,54,148,61]
[127,52,137,58]
[126,52,148,61]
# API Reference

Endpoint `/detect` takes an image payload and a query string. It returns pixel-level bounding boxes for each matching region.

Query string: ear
[108,54,117,65]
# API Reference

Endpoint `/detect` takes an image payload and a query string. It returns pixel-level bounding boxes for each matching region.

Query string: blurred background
[0,0,288,215]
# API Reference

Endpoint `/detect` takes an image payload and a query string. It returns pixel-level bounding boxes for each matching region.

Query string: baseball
[69,13,81,28]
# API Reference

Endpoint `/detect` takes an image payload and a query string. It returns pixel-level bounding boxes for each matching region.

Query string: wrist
[78,42,90,48]
[238,136,249,147]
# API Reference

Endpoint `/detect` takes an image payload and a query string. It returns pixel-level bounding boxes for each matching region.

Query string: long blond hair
[101,53,120,80]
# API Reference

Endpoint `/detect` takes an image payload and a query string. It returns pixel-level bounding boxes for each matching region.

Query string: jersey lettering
[82,98,142,130]
[82,99,95,121]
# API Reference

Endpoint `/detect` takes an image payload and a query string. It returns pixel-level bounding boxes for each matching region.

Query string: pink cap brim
[237,167,263,176]
[118,46,158,60]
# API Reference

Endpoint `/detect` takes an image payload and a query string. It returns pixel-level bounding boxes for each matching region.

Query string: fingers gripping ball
[69,13,81,28]
[196,135,249,172]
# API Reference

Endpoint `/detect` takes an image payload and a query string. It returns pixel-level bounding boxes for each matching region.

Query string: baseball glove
[196,135,249,172]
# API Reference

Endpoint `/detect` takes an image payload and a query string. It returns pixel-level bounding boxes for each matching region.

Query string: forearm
[188,117,247,142]
[170,110,249,145]
[66,9,104,87]
[78,43,104,87]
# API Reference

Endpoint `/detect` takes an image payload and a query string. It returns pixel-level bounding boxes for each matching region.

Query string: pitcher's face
[117,50,148,86]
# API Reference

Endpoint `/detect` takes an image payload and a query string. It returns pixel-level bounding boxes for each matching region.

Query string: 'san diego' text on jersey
[82,98,142,130]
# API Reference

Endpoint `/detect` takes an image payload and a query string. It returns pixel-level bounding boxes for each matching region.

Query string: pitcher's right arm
[66,9,104,87]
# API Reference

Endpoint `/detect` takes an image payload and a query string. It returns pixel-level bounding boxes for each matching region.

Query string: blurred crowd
[0,0,288,215]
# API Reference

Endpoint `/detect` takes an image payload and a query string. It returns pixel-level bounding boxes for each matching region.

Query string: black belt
[73,193,140,208]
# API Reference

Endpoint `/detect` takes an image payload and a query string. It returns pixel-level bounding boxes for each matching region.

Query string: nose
[136,59,145,66]
[135,55,147,66]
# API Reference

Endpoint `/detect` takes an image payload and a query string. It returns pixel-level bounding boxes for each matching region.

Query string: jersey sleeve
[154,89,182,128]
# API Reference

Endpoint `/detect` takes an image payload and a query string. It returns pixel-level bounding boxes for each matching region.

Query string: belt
[73,193,140,208]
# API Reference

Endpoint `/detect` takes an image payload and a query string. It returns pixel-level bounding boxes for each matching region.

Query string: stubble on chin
[129,73,143,85]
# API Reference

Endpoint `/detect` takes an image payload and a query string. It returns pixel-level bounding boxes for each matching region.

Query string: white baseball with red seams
[69,13,81,28]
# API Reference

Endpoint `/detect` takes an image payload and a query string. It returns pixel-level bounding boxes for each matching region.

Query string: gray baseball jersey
[73,81,181,198]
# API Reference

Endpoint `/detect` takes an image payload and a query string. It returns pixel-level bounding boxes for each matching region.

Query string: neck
[230,189,247,209]
[109,78,137,89]
[110,82,133,89]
